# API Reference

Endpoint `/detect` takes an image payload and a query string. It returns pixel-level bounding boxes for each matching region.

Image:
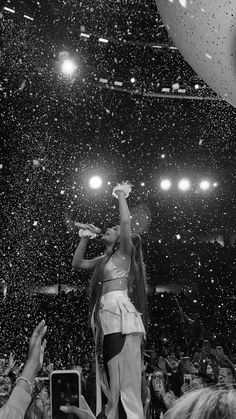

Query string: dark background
[0,0,235,292]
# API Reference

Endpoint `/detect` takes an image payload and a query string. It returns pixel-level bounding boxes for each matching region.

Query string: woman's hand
[27,320,47,372]
[77,223,101,239]
[180,383,191,395]
[16,320,47,395]
[166,355,179,372]
[4,353,16,376]
[75,223,100,233]
[112,181,132,198]
[60,395,96,419]
[84,224,97,231]
[8,352,16,370]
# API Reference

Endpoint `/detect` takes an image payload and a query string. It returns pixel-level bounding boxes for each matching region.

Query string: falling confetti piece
[33,159,40,166]
[179,0,187,8]
[205,53,212,60]
[172,83,180,90]
[19,80,26,91]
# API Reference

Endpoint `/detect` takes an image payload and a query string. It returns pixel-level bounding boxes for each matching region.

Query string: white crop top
[103,256,130,283]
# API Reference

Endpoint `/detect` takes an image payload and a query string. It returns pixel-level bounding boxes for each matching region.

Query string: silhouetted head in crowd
[164,387,236,419]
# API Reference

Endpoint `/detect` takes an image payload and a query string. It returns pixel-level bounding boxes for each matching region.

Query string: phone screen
[184,374,192,386]
[51,371,80,419]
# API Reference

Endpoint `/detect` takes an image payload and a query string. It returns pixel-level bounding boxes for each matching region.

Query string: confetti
[0,0,235,381]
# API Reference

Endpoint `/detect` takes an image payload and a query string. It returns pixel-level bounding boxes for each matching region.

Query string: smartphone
[184,373,192,386]
[50,370,81,419]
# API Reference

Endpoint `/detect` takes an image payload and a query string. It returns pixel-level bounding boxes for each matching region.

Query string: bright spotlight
[160,179,172,191]
[89,176,102,189]
[61,59,77,75]
[199,180,210,191]
[178,178,190,191]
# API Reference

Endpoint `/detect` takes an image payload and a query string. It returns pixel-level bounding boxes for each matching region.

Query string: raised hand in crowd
[3,353,16,377]
[165,355,179,372]
[0,320,47,419]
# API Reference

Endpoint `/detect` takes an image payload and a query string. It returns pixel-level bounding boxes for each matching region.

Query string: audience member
[164,387,236,419]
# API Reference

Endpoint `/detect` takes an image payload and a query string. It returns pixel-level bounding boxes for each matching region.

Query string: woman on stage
[72,182,147,419]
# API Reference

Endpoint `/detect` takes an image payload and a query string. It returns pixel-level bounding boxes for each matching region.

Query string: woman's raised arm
[72,236,103,271]
[113,182,132,256]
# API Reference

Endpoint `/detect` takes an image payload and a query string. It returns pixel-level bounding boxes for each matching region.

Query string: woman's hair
[128,234,148,331]
[164,387,236,419]
[88,233,148,337]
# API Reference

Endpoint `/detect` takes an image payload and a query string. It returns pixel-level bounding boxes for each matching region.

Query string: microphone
[74,222,102,235]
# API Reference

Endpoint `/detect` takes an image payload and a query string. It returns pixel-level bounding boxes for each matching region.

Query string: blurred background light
[61,59,77,75]
[199,180,211,191]
[160,179,172,190]
[89,175,103,189]
[178,178,191,191]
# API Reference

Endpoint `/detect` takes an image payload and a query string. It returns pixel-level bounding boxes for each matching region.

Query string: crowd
[0,239,236,418]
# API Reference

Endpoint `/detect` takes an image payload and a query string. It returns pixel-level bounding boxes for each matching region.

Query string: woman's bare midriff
[102,277,128,296]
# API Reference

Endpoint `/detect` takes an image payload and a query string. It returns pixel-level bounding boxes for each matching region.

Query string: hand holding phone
[60,395,96,419]
[50,370,81,419]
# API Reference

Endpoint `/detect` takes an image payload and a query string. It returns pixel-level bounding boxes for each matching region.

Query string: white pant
[91,291,146,418]
[104,333,144,419]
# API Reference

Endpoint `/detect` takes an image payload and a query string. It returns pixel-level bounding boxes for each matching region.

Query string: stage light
[199,180,210,191]
[89,176,102,189]
[61,59,77,75]
[160,179,172,190]
[178,178,190,191]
